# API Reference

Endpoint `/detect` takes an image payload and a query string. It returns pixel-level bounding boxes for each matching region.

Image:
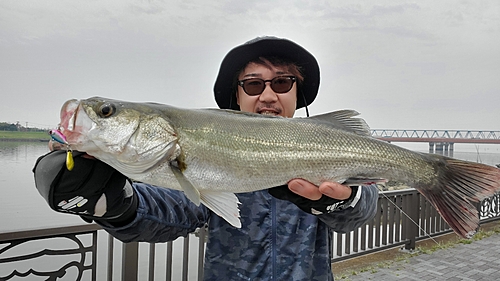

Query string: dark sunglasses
[237,76,296,96]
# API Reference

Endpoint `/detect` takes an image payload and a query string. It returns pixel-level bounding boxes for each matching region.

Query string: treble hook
[49,129,74,171]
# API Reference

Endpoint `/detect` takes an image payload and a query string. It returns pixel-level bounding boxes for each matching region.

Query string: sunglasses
[237,76,296,96]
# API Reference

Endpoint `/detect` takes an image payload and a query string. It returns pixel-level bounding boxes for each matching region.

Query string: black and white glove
[268,184,361,215]
[33,150,137,226]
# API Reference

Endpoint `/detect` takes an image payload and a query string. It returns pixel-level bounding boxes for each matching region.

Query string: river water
[0,141,83,233]
[0,141,202,280]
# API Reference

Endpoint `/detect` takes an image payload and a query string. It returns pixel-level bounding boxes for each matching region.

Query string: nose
[258,82,278,103]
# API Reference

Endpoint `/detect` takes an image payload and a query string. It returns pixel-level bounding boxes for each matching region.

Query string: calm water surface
[0,141,83,233]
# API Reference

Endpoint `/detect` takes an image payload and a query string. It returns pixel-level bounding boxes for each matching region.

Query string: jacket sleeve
[97,183,210,243]
[318,184,379,233]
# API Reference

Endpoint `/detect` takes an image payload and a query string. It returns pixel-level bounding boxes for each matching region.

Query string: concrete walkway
[334,232,500,280]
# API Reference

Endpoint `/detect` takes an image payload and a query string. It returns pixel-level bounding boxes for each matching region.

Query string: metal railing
[2,190,500,280]
[0,224,206,281]
[0,224,99,280]
[331,189,450,261]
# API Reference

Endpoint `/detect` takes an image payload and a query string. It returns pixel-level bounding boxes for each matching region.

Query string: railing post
[108,235,114,281]
[182,235,190,280]
[476,200,483,230]
[404,192,419,250]
[122,242,139,281]
[198,226,207,281]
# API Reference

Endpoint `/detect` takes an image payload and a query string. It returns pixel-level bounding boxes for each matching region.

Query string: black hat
[214,36,320,110]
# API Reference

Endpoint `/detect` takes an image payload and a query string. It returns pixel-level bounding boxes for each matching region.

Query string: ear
[235,91,240,106]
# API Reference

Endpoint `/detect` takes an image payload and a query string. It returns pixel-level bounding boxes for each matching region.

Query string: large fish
[57,97,500,238]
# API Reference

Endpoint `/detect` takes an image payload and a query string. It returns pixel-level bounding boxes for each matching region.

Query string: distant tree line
[0,122,46,132]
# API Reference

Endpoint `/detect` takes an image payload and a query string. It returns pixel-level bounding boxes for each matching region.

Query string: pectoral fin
[171,165,201,206]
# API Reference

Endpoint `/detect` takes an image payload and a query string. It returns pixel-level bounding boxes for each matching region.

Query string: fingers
[82,154,95,159]
[48,140,63,151]
[318,182,352,200]
[288,179,322,200]
[288,179,352,201]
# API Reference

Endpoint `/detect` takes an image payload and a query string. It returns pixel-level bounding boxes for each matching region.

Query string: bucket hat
[214,36,320,110]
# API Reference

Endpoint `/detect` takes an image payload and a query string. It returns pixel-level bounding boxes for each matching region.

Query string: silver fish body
[58,97,500,238]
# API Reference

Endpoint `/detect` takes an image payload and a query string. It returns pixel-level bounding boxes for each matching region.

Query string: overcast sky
[1,0,499,131]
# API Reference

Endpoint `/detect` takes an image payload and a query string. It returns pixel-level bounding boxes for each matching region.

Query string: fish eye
[99,103,115,118]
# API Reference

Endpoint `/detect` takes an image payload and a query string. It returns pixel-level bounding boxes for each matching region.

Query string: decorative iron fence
[0,225,99,280]
[0,225,206,281]
[2,190,500,280]
[479,192,500,221]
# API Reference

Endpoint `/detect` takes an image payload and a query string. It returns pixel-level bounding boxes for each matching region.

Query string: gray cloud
[0,0,499,131]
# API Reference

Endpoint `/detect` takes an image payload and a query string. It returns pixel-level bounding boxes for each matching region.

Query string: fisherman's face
[236,63,297,118]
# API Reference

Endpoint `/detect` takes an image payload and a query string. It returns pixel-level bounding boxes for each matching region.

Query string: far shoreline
[0,138,49,142]
[0,131,50,142]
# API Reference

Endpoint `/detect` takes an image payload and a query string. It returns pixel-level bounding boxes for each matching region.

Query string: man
[34,36,379,280]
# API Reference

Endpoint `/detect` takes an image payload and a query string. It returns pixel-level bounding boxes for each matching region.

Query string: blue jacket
[101,183,379,280]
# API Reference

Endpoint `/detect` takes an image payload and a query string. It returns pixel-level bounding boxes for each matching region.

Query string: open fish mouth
[56,98,174,176]
[58,99,94,147]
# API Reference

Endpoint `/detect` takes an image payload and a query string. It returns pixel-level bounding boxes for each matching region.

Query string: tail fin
[417,157,500,239]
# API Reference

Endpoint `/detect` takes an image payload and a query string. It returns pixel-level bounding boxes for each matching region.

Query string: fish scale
[57,97,500,238]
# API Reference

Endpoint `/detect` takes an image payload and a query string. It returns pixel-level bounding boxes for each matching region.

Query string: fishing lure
[49,129,74,171]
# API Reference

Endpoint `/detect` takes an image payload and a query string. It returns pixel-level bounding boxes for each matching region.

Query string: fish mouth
[59,99,79,131]
[58,99,94,147]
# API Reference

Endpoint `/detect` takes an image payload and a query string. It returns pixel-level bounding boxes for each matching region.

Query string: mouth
[58,99,93,146]
[59,99,79,132]
[257,108,281,116]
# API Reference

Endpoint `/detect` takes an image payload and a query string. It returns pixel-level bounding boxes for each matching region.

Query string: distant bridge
[371,130,500,144]
[371,129,500,156]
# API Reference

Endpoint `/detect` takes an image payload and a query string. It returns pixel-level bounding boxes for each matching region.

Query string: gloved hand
[268,184,359,215]
[33,150,138,226]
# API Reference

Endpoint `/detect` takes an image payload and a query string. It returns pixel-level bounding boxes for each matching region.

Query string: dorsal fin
[308,109,371,136]
[206,108,371,136]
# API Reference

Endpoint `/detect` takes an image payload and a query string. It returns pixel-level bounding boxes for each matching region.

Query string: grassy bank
[0,131,50,141]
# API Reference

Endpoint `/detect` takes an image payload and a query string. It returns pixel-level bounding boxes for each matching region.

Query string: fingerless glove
[33,150,137,226]
[268,184,360,215]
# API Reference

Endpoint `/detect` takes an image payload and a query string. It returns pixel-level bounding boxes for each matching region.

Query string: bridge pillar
[429,142,454,157]
[435,142,444,155]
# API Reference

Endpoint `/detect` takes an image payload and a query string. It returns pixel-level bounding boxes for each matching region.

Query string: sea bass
[57,97,500,238]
